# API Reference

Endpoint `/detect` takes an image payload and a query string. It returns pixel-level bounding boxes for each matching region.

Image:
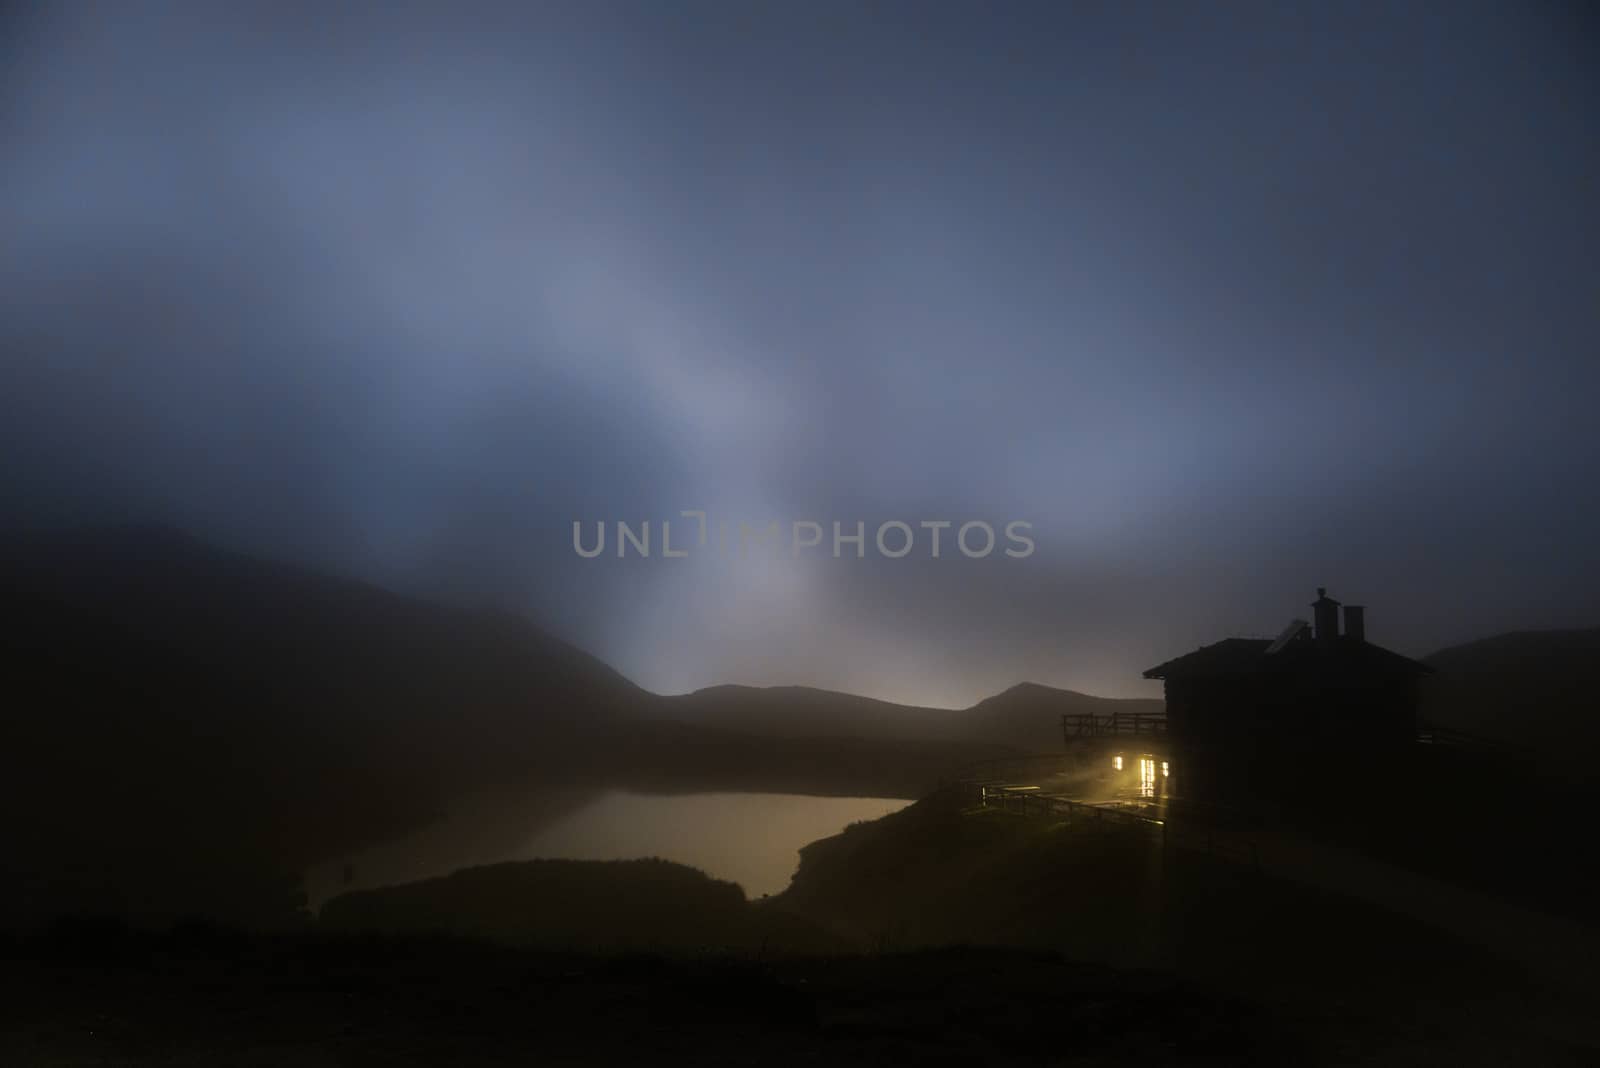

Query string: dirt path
[1243,830,1597,989]
[1226,827,1600,1052]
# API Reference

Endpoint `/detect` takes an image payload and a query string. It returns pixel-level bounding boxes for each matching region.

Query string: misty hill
[2,523,640,724]
[655,680,1161,751]
[0,525,647,929]
[1,524,646,799]
[1421,628,1600,750]
[654,685,962,740]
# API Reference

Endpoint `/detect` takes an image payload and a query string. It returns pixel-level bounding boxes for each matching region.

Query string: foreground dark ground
[6,929,1591,1068]
[8,806,1598,1068]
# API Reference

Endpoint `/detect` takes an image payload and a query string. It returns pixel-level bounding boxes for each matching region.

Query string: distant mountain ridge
[655,679,1162,751]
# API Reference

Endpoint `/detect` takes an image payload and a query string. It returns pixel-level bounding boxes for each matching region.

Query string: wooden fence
[952,779,1262,871]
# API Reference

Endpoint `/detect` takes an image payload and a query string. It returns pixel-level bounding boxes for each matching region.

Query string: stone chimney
[1343,604,1366,643]
[1311,587,1341,644]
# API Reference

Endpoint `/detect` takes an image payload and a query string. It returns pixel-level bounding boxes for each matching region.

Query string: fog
[3,2,1596,706]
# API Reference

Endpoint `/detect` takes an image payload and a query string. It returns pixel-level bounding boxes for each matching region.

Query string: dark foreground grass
[1,926,1592,1067]
[0,930,1334,1066]
[7,792,1596,1065]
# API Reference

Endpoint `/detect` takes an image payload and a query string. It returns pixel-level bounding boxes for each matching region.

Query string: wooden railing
[951,780,1263,871]
[1056,714,1512,750]
[1415,721,1527,752]
[1061,710,1168,741]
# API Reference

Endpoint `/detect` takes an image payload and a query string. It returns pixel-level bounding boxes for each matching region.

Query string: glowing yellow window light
[1139,757,1156,798]
[1112,755,1123,771]
[1161,761,1169,777]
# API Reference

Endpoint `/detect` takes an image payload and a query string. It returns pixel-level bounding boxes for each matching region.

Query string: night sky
[3,2,1596,704]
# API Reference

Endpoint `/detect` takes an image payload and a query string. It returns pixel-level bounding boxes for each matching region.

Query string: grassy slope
[1422,627,1600,750]
[771,791,1547,1005]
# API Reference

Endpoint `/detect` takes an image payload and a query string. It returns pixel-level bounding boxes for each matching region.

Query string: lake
[305,787,911,909]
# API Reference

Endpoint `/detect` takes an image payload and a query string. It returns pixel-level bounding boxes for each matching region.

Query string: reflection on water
[306,790,910,909]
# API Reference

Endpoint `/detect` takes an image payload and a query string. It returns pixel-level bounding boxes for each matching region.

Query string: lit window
[1112,755,1123,771]
[1139,757,1156,798]
[1161,761,1169,777]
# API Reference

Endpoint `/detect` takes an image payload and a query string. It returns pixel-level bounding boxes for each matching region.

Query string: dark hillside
[1421,628,1600,751]
[0,526,644,929]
